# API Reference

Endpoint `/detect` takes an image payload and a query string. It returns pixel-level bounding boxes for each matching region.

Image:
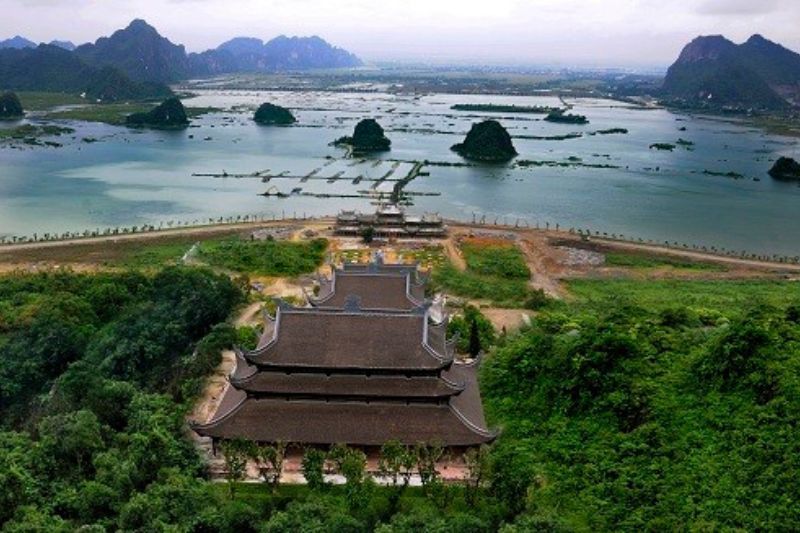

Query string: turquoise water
[1,91,799,255]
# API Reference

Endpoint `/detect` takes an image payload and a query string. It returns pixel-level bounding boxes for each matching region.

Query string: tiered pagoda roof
[193,265,494,448]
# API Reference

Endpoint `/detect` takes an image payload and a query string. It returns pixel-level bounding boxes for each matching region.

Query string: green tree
[38,409,104,478]
[464,444,491,506]
[252,441,287,489]
[301,447,327,490]
[219,438,252,498]
[415,442,445,493]
[469,317,482,357]
[378,440,414,487]
[361,226,375,244]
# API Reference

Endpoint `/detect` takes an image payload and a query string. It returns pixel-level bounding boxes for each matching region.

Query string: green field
[567,278,800,312]
[461,241,530,279]
[432,240,538,308]
[0,234,328,274]
[0,124,74,140]
[45,103,220,126]
[603,251,727,271]
[198,237,328,276]
[14,91,88,111]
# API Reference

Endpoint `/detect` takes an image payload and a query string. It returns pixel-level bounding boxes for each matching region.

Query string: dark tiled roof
[444,358,490,434]
[231,349,257,381]
[194,397,494,446]
[341,262,418,274]
[231,371,463,399]
[312,271,423,310]
[246,307,451,370]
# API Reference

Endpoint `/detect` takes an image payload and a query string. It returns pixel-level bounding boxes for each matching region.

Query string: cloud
[696,0,780,16]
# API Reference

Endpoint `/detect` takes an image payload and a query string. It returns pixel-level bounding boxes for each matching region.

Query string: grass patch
[434,264,531,307]
[604,251,727,271]
[0,124,74,140]
[116,240,199,269]
[0,230,244,268]
[15,91,88,111]
[45,104,220,126]
[461,240,530,279]
[433,239,539,308]
[566,278,800,313]
[198,238,328,276]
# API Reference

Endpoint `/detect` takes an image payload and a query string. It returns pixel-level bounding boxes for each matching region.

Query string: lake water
[1,90,799,256]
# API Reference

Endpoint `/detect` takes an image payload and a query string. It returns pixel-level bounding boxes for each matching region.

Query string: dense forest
[0,44,171,102]
[1,263,798,531]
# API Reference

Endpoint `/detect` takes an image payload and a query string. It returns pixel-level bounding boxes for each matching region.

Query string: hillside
[662,34,800,110]
[0,44,172,101]
[75,19,190,83]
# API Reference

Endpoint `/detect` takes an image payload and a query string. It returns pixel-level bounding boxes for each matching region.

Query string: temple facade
[193,263,493,481]
[335,204,446,239]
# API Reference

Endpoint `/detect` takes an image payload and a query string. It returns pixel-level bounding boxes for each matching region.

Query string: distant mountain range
[662,34,800,111]
[213,35,362,71]
[0,18,362,97]
[0,36,76,51]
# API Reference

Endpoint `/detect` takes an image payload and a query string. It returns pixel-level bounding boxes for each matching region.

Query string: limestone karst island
[1,2,800,531]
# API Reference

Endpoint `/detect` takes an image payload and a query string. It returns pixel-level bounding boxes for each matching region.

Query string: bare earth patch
[481,307,531,331]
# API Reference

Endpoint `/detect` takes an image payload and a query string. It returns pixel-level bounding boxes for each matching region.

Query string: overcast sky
[3,0,800,68]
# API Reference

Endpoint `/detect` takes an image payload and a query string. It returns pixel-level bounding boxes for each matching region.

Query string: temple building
[335,204,446,239]
[193,263,493,480]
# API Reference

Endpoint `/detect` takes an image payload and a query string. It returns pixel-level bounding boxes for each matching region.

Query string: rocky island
[451,119,517,162]
[254,102,296,125]
[125,97,189,128]
[544,110,589,124]
[333,118,391,152]
[0,92,24,119]
[768,157,800,180]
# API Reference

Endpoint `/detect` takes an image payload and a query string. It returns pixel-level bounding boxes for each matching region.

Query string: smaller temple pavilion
[335,204,446,239]
[193,263,493,481]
